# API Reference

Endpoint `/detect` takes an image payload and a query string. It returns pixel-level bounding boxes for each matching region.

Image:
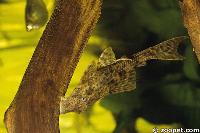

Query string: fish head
[61,61,102,113]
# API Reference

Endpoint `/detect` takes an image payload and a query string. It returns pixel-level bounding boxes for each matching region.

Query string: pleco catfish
[60,36,187,114]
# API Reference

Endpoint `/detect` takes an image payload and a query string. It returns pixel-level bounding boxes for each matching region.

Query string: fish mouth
[60,97,76,114]
[60,97,87,114]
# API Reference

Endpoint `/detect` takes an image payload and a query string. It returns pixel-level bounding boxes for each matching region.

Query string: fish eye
[81,97,87,101]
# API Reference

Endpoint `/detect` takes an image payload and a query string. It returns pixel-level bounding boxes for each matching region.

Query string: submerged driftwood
[4,0,102,132]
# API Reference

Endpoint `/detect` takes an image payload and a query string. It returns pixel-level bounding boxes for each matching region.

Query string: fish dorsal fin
[98,47,116,67]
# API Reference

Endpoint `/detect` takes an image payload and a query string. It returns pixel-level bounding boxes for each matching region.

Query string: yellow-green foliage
[0,0,190,133]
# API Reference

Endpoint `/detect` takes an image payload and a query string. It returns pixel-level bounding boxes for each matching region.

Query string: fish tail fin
[132,36,187,67]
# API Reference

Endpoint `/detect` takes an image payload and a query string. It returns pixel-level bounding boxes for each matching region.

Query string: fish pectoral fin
[98,59,136,94]
[80,61,97,82]
[109,68,136,94]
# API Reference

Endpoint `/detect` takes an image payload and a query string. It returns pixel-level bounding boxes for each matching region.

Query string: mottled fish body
[60,36,187,114]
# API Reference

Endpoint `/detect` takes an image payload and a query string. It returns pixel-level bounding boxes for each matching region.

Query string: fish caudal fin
[132,36,187,67]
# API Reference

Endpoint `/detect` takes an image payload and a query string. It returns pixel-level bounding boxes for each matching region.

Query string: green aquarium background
[0,0,200,132]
